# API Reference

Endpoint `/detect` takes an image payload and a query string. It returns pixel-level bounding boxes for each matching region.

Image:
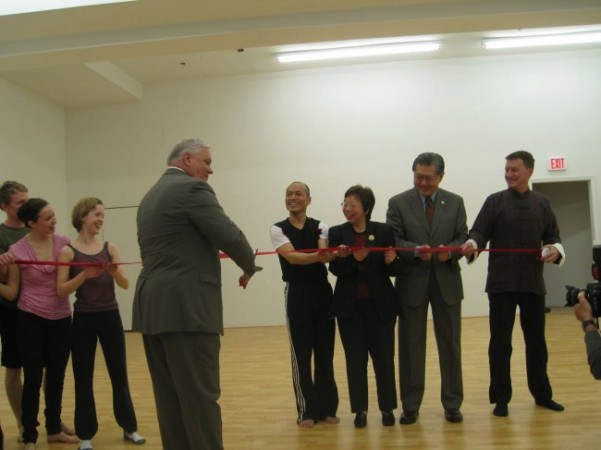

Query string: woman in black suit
[328,185,399,428]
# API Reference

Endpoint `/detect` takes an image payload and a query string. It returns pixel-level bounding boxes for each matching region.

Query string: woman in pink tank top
[0,198,78,448]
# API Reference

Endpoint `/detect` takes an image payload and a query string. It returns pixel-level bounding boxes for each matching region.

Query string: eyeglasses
[341,202,361,209]
[414,174,438,184]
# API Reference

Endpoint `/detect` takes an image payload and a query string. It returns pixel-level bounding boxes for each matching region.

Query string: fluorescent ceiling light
[0,0,134,16]
[276,41,441,63]
[482,31,601,49]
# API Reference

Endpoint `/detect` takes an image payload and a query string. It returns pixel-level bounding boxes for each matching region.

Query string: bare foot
[323,416,340,424]
[47,431,79,444]
[297,418,315,428]
[61,422,76,435]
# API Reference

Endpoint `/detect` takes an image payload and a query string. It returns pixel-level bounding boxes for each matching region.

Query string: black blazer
[328,221,399,323]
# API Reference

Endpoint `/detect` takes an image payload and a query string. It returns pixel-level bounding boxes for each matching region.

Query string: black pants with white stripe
[285,281,338,422]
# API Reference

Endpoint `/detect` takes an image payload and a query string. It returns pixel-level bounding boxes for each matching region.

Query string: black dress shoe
[493,403,508,417]
[444,409,463,423]
[535,399,565,412]
[381,411,395,426]
[354,412,367,428]
[399,410,418,425]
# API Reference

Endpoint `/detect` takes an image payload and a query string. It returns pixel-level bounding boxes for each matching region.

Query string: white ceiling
[2,0,601,108]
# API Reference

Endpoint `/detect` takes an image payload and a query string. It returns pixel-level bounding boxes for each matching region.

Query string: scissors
[254,248,263,272]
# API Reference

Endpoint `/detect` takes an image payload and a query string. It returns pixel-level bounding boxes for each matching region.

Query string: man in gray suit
[386,152,468,425]
[133,138,257,450]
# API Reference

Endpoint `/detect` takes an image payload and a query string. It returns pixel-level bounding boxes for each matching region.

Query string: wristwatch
[582,320,598,331]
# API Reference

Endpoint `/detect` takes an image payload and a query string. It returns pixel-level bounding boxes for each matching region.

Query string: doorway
[533,179,593,308]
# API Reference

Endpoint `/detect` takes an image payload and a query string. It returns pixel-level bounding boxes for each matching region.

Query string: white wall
[65,48,601,328]
[0,78,68,228]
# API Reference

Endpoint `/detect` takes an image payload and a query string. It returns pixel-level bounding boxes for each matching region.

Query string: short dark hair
[17,198,49,225]
[71,197,103,231]
[412,152,445,175]
[344,185,375,221]
[0,181,28,206]
[506,150,535,169]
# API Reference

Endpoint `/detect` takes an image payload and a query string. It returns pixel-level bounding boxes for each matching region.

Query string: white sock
[125,431,146,443]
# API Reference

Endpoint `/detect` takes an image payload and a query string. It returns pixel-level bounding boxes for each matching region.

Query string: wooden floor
[1,307,600,449]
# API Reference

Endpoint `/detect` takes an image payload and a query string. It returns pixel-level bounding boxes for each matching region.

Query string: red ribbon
[224,245,541,259]
[13,246,540,267]
[257,246,540,255]
[14,260,139,268]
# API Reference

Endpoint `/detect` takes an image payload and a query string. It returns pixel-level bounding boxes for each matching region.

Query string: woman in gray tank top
[57,197,145,450]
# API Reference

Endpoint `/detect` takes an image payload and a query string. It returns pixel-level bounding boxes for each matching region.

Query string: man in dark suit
[386,152,468,425]
[133,138,257,450]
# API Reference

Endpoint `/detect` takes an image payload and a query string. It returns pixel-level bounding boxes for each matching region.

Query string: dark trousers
[143,332,222,450]
[285,282,338,422]
[72,310,138,439]
[337,298,397,413]
[18,311,71,444]
[488,292,553,404]
[0,305,23,368]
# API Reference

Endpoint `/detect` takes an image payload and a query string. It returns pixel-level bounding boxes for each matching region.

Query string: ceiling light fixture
[482,31,601,49]
[0,0,135,17]
[276,41,441,63]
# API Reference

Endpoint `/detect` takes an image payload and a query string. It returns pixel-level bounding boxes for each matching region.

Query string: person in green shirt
[0,180,30,442]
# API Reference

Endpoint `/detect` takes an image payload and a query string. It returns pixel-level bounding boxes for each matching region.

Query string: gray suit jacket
[133,168,256,335]
[386,187,468,307]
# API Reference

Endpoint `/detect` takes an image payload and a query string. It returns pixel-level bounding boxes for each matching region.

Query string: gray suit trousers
[143,332,223,450]
[398,276,463,411]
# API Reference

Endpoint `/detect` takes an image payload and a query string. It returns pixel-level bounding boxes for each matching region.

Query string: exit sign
[548,157,566,171]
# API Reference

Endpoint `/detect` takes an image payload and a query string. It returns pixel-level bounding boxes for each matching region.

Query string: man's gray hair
[167,139,210,165]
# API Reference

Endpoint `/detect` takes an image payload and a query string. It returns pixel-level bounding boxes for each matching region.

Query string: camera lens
[564,285,581,306]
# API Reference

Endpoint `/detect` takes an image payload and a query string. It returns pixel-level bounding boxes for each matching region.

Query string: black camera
[565,245,601,317]
[565,284,601,317]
